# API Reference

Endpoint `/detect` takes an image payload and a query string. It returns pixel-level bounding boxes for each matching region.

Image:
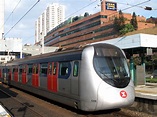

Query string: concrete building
[0,0,4,39]
[44,0,155,48]
[22,44,58,56]
[35,3,65,43]
[0,38,58,63]
[0,38,22,63]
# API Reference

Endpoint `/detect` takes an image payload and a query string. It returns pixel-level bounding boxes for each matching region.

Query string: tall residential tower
[0,0,4,39]
[35,3,65,43]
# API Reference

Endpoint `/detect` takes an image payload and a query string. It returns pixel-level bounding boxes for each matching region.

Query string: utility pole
[0,0,4,39]
[40,32,44,54]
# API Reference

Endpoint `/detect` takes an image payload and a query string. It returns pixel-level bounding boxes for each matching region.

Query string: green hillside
[125,26,157,36]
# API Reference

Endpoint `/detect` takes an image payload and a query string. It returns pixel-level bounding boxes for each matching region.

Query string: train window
[13,67,18,72]
[16,67,18,72]
[73,61,79,77]
[13,68,15,72]
[28,64,32,74]
[48,63,52,75]
[94,47,130,88]
[40,63,48,75]
[53,62,57,75]
[8,68,12,72]
[59,62,71,79]
[95,47,123,57]
[33,64,38,74]
[22,65,27,73]
[6,68,10,73]
[19,65,22,74]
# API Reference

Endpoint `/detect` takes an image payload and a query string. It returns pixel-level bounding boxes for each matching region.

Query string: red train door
[22,65,27,84]
[13,66,18,82]
[32,64,39,87]
[47,62,58,92]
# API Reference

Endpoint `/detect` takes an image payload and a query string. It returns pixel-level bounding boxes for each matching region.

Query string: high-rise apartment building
[0,0,4,39]
[35,3,65,43]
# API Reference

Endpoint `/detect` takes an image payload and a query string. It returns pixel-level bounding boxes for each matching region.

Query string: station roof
[96,33,157,49]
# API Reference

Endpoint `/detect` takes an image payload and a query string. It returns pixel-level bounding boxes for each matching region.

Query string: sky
[4,0,157,45]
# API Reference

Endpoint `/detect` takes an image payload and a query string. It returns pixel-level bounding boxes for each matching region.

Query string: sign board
[147,48,152,55]
[136,65,145,85]
[105,1,117,11]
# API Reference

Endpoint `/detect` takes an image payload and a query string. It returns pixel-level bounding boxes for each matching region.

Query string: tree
[130,12,138,30]
[118,10,125,29]
[84,12,89,17]
[114,17,120,31]
[119,23,134,35]
[72,16,79,22]
[114,10,125,31]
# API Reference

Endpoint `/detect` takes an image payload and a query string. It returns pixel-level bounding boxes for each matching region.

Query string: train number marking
[120,90,127,98]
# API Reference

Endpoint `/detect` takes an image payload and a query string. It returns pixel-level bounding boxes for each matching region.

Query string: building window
[101,15,107,18]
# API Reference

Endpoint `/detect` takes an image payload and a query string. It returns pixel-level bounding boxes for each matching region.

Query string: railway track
[0,86,45,117]
[0,84,153,117]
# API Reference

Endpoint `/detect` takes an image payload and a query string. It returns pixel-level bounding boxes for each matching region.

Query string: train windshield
[93,45,130,88]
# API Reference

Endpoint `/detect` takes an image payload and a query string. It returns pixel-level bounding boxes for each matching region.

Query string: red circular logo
[120,90,127,98]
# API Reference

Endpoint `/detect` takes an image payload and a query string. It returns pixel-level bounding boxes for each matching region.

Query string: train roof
[6,45,85,65]
[6,43,119,65]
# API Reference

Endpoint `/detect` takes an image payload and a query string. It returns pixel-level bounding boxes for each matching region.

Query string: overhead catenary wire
[117,1,156,10]
[4,0,40,38]
[0,0,22,31]
[65,0,151,21]
[116,1,144,9]
[119,0,151,12]
[21,0,98,44]
[112,0,152,44]
[65,0,98,20]
[7,0,152,44]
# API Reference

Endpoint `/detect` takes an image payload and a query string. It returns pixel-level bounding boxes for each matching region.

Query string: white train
[0,43,135,111]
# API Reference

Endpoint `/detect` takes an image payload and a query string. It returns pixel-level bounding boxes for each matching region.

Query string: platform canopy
[97,33,157,49]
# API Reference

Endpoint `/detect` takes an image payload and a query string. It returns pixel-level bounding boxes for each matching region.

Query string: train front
[79,43,135,111]
[94,44,135,110]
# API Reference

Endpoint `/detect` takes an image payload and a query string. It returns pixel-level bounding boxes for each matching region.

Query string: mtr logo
[120,90,127,98]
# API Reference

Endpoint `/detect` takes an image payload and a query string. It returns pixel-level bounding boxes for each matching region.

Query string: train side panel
[4,52,82,109]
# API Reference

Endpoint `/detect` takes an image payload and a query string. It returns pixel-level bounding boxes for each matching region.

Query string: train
[0,43,135,111]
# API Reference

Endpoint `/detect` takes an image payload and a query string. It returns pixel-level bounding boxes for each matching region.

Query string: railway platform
[135,83,157,100]
[130,83,157,115]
